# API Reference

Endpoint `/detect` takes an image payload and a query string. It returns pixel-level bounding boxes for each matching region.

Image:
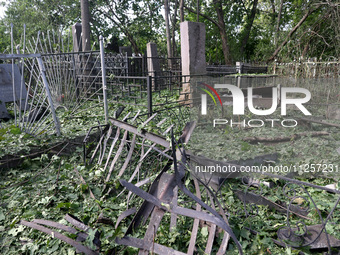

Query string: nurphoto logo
[198,82,312,128]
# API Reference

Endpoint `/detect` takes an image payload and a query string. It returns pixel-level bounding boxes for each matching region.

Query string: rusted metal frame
[138,206,166,255]
[115,207,137,229]
[125,160,173,235]
[162,124,175,136]
[105,130,128,182]
[20,220,99,255]
[117,134,137,178]
[127,138,146,185]
[156,118,167,127]
[233,189,311,219]
[109,118,170,148]
[98,125,113,165]
[181,151,233,222]
[120,178,244,254]
[171,133,244,255]
[115,236,187,255]
[187,178,201,255]
[141,113,157,127]
[138,141,169,163]
[84,124,109,165]
[205,191,220,254]
[125,177,153,203]
[103,127,121,171]
[137,122,173,163]
[64,214,101,247]
[178,122,197,144]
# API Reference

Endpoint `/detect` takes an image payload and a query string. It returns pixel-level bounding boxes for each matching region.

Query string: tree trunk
[171,0,178,57]
[80,0,91,51]
[240,0,258,57]
[180,0,184,22]
[213,0,231,64]
[275,0,284,47]
[268,7,318,62]
[164,0,173,68]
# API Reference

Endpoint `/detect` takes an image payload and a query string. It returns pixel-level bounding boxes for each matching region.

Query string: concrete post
[72,23,82,52]
[179,21,206,104]
[146,42,161,90]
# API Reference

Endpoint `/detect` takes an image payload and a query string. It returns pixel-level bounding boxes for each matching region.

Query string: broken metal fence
[20,114,340,254]
[0,53,61,136]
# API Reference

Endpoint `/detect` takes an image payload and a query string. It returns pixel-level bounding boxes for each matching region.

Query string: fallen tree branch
[267,4,320,62]
[243,131,329,143]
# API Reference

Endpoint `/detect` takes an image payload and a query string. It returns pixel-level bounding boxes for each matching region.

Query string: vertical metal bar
[99,35,109,123]
[16,24,26,129]
[16,45,23,125]
[11,23,17,126]
[147,75,152,117]
[36,57,61,136]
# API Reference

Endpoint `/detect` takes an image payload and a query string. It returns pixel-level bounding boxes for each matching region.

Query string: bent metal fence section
[0,52,61,136]
[0,26,111,137]
[19,116,340,254]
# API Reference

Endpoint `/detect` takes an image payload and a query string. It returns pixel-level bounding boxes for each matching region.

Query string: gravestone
[72,23,82,52]
[179,21,207,103]
[146,42,161,90]
[0,64,28,119]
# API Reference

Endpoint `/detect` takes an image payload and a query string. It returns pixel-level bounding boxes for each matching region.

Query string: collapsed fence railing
[19,110,340,254]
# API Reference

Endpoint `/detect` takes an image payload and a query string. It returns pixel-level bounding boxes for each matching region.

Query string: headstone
[146,42,160,75]
[0,64,28,119]
[72,23,82,52]
[179,21,206,103]
[146,42,161,90]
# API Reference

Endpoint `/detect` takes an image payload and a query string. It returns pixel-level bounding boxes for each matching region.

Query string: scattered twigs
[243,131,329,144]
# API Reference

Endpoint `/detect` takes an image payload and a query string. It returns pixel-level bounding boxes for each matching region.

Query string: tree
[0,0,81,52]
[240,0,259,57]
[93,0,164,54]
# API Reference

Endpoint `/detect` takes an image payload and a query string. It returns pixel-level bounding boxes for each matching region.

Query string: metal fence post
[147,75,153,117]
[36,57,61,136]
[99,35,109,123]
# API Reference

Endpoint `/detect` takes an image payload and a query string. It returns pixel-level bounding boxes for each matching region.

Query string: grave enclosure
[0,21,340,255]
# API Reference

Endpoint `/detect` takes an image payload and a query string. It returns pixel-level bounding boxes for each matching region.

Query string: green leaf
[201,226,208,237]
[8,225,25,236]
